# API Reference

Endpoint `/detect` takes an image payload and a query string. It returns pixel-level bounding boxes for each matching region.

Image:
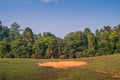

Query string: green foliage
[64,31,87,58]
[75,52,88,58]
[0,21,120,58]
[0,23,10,41]
[24,27,34,46]
[10,22,20,32]
[33,35,61,58]
[31,54,38,59]
[0,41,10,57]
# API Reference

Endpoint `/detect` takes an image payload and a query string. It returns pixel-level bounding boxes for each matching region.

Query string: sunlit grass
[0,54,120,80]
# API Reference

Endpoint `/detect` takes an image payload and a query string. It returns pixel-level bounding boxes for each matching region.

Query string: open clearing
[39,61,87,69]
[0,54,120,80]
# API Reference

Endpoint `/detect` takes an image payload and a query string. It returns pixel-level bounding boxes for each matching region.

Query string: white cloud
[41,0,59,3]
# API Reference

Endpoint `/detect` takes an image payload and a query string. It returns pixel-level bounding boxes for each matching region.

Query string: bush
[0,52,4,58]
[31,54,37,59]
[31,54,43,59]
[36,55,43,59]
[59,55,67,59]
[83,49,96,57]
[75,52,89,58]
[4,53,14,58]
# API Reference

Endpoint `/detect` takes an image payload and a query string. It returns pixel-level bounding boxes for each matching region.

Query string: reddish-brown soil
[39,61,87,69]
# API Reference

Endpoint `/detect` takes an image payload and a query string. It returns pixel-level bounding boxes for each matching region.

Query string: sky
[0,0,120,38]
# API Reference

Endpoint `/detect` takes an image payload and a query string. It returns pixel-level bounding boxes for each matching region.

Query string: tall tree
[10,22,20,32]
[84,28,95,50]
[0,22,9,41]
[24,27,34,46]
[64,31,87,58]
[103,26,111,32]
[9,22,21,41]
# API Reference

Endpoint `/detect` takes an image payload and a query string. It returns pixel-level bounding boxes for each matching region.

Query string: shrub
[31,54,37,59]
[59,55,67,59]
[75,52,89,58]
[31,54,43,59]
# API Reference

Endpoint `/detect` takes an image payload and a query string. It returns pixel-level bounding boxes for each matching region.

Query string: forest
[0,21,120,59]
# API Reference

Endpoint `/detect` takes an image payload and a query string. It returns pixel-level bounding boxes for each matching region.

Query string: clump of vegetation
[0,21,120,58]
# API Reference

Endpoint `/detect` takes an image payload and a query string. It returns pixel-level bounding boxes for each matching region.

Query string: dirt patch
[93,69,120,78]
[93,69,108,74]
[39,61,87,69]
[112,72,120,78]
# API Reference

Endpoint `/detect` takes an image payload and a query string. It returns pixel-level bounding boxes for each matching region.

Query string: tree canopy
[0,21,120,59]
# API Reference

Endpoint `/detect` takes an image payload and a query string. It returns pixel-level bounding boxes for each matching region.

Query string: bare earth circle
[39,61,87,69]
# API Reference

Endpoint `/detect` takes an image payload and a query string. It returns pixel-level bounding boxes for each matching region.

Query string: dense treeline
[0,21,120,59]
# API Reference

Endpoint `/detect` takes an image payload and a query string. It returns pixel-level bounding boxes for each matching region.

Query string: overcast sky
[0,0,120,38]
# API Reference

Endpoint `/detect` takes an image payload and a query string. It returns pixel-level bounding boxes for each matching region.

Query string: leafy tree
[0,23,9,41]
[0,41,11,58]
[33,34,60,58]
[115,41,120,53]
[0,20,120,59]
[64,31,87,58]
[98,40,114,55]
[33,33,42,41]
[9,22,21,41]
[9,40,26,58]
[10,22,20,32]
[95,29,101,50]
[24,27,34,46]
[33,39,47,58]
[43,32,56,38]
[56,37,64,56]
[44,36,58,58]
[103,26,111,32]
[84,28,95,50]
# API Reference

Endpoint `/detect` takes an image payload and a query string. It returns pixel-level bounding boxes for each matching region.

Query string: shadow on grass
[39,67,58,80]
[39,66,120,80]
[0,72,10,80]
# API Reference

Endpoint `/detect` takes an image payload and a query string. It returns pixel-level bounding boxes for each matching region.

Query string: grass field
[0,54,120,80]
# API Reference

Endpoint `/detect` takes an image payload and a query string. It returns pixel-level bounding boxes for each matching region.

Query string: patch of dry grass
[39,61,87,69]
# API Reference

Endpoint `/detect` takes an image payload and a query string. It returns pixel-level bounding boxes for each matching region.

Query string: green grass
[0,54,120,80]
